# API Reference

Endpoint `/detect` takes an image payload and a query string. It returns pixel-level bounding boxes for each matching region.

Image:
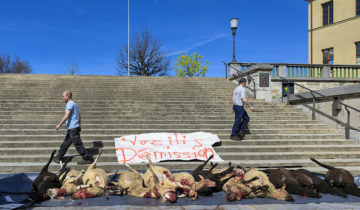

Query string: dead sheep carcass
[72,150,109,199]
[173,172,215,200]
[109,163,160,199]
[47,169,84,199]
[143,154,190,203]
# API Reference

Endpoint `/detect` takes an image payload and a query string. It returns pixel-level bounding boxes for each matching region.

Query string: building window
[357,0,360,16]
[356,42,360,65]
[323,48,334,64]
[323,1,333,26]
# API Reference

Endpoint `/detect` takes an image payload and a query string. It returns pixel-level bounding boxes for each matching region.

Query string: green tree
[174,52,209,77]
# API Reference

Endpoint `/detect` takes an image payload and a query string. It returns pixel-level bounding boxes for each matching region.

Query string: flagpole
[127,0,130,76]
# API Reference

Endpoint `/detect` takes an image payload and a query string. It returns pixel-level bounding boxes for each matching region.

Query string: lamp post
[230,18,238,63]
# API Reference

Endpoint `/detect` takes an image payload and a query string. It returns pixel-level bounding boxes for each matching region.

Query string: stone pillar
[246,64,274,102]
[278,65,287,77]
[322,66,331,78]
[228,63,240,78]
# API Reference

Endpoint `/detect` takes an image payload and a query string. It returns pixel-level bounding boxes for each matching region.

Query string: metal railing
[279,76,360,139]
[226,62,256,98]
[230,62,360,79]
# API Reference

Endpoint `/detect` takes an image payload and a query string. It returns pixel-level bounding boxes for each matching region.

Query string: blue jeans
[231,105,250,138]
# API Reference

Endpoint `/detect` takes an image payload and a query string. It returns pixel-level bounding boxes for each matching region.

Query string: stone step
[0,96,236,100]
[0,111,308,116]
[0,99,261,104]
[0,119,323,125]
[1,155,360,169]
[0,84,236,88]
[0,75,357,175]
[0,128,339,135]
[0,104,290,110]
[0,109,305,115]
[219,151,360,160]
[0,139,355,147]
[0,107,300,113]
[0,101,266,106]
[0,116,312,121]
[2,144,359,156]
[0,124,331,130]
[0,95,234,98]
[0,134,345,140]
[216,145,360,152]
[1,159,360,174]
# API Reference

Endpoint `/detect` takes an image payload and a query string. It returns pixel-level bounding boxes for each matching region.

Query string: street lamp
[230,18,238,62]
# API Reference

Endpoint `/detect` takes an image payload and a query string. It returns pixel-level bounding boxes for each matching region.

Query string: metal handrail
[223,62,228,79]
[226,63,256,98]
[279,76,360,139]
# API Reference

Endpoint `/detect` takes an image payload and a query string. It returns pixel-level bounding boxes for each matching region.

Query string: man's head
[62,90,72,103]
[239,78,246,86]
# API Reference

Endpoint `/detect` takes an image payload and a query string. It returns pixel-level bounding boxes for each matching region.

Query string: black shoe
[238,130,245,138]
[231,136,243,141]
[243,129,251,135]
[77,156,94,165]
[77,159,92,165]
[53,155,63,164]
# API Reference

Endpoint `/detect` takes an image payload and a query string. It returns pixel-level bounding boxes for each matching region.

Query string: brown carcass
[245,168,294,201]
[311,157,360,197]
[72,150,109,199]
[291,169,347,198]
[266,168,321,198]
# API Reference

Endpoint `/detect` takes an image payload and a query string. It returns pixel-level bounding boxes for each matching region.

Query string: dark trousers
[231,105,250,138]
[58,127,88,159]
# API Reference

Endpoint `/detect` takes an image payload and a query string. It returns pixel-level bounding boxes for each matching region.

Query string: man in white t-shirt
[231,78,255,141]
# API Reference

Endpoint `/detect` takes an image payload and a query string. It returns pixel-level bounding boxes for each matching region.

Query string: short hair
[239,78,246,84]
[63,90,72,98]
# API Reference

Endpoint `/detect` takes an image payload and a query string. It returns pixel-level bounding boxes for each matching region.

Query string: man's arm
[242,98,255,111]
[56,110,71,130]
[79,111,81,126]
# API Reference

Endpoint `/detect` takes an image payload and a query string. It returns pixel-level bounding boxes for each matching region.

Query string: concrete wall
[295,95,360,140]
[271,78,360,102]
[307,0,360,64]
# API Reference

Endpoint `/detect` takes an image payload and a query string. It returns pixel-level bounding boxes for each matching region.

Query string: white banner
[114,132,224,164]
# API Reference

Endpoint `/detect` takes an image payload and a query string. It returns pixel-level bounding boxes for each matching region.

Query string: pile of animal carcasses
[31,151,360,203]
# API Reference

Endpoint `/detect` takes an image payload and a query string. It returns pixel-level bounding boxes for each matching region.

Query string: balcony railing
[231,63,360,79]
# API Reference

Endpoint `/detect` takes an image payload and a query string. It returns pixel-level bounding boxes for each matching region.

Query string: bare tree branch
[0,55,32,74]
[116,29,170,76]
[65,60,80,75]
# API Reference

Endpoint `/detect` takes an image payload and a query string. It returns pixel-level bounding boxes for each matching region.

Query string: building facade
[306,0,360,65]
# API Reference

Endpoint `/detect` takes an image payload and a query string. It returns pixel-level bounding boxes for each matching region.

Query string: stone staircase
[0,74,359,174]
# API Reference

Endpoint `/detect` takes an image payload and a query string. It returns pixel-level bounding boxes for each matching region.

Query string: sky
[0,0,309,77]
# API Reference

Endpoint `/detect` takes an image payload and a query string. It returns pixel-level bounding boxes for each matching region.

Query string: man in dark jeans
[230,78,255,141]
[54,90,93,164]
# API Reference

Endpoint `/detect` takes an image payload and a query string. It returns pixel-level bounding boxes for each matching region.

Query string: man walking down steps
[54,90,94,165]
[230,78,255,141]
